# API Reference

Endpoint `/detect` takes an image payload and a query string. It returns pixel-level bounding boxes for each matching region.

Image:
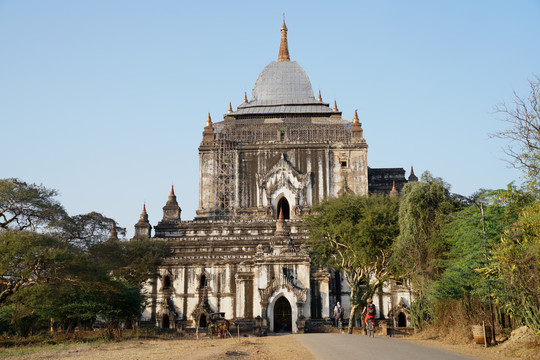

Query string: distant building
[135,20,415,333]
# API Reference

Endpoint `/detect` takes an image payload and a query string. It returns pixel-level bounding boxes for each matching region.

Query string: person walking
[333,301,344,328]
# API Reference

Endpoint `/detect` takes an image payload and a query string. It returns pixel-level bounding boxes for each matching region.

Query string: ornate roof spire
[140,203,149,222]
[390,180,399,197]
[408,166,419,182]
[317,90,322,102]
[352,109,359,124]
[134,203,151,239]
[202,112,214,143]
[163,185,181,222]
[228,101,233,113]
[333,100,338,111]
[278,14,290,62]
[109,222,118,239]
[243,92,248,103]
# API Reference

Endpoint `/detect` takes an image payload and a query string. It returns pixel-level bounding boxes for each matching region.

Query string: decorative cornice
[259,274,307,306]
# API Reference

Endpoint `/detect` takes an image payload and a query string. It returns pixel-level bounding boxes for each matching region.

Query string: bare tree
[493,75,540,185]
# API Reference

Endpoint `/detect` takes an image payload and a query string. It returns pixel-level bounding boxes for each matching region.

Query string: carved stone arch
[195,269,211,291]
[388,297,411,327]
[257,154,312,218]
[158,295,178,329]
[259,274,308,333]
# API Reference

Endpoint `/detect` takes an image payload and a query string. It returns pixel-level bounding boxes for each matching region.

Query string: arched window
[200,274,207,289]
[277,197,290,219]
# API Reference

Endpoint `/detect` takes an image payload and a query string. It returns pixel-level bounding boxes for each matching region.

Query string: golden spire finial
[228,101,233,113]
[206,113,212,127]
[243,92,248,103]
[317,90,322,102]
[333,100,338,111]
[352,109,359,124]
[278,14,290,62]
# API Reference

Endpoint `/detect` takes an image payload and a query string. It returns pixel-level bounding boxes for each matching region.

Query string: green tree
[429,190,507,334]
[491,187,540,333]
[0,178,169,337]
[0,178,66,231]
[0,231,72,304]
[305,194,399,333]
[391,172,459,329]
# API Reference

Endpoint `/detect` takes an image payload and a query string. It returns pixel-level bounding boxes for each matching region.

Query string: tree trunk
[348,304,359,334]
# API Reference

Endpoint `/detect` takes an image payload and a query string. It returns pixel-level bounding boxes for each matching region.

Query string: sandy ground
[7,335,315,360]
[3,333,538,360]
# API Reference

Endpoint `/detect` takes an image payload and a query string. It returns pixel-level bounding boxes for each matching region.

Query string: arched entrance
[277,197,290,219]
[398,312,407,327]
[199,313,207,327]
[273,296,292,332]
[162,314,170,328]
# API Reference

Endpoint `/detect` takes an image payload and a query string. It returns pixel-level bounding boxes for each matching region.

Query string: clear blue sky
[2,1,539,237]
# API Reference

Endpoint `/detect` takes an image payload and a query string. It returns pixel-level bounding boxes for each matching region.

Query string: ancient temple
[135,20,413,333]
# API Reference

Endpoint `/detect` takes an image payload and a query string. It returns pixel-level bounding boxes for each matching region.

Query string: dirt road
[7,333,526,360]
[295,333,477,360]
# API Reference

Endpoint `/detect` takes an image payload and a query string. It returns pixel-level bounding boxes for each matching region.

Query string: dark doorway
[162,314,170,328]
[199,313,207,327]
[163,275,171,288]
[398,312,407,327]
[277,197,290,219]
[273,296,292,332]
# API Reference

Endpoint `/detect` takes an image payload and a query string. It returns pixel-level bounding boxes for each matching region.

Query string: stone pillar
[235,272,254,319]
[312,269,330,319]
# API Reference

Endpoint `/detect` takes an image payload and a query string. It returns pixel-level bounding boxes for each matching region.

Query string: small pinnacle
[333,100,338,111]
[278,207,285,220]
[228,101,233,113]
[143,203,147,213]
[392,180,396,190]
[352,109,359,124]
[206,113,212,127]
[317,90,322,102]
[243,92,248,103]
[170,185,175,196]
[410,166,416,177]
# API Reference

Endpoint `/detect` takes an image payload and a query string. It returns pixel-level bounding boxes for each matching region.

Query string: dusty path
[295,333,476,360]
